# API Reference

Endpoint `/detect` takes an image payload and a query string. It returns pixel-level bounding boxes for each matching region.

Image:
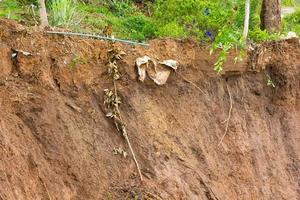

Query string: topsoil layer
[0,19,299,200]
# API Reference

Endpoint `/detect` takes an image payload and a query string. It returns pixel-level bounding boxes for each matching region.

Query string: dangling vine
[104,42,143,182]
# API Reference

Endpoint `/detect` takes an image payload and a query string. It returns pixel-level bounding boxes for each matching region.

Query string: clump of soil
[0,19,299,200]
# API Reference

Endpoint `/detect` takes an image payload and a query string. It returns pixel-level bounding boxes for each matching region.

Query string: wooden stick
[218,84,233,146]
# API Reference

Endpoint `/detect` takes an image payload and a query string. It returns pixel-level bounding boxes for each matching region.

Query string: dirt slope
[0,19,299,200]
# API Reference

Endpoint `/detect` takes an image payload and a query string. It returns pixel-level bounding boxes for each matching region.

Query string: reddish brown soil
[0,19,299,200]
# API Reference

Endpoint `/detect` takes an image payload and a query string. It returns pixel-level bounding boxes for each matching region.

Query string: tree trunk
[243,0,250,41]
[38,0,49,27]
[260,0,281,32]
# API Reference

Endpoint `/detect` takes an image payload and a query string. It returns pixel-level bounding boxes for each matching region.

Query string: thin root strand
[218,84,233,146]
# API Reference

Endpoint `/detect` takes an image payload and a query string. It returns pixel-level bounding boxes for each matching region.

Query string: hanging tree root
[114,91,143,182]
[218,84,233,146]
[38,175,52,200]
[104,43,143,182]
[176,72,208,98]
[4,172,15,199]
[121,125,143,181]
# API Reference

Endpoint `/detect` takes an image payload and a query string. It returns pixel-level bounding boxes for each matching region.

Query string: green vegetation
[248,29,281,42]
[282,0,296,6]
[283,8,300,36]
[0,0,299,72]
[210,28,245,72]
[0,0,23,20]
[49,0,78,27]
[267,75,276,88]
[68,55,88,69]
[1,0,298,41]
[77,2,155,40]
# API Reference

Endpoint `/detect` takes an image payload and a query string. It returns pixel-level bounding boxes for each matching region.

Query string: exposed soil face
[0,19,299,200]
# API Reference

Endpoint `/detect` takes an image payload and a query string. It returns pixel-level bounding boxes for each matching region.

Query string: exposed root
[37,169,52,200]
[145,191,163,200]
[4,172,16,199]
[218,84,233,146]
[113,90,143,182]
[114,95,143,182]
[121,125,143,182]
[39,177,52,200]
[176,72,208,97]
[0,145,8,154]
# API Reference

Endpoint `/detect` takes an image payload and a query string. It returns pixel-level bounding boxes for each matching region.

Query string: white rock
[286,31,298,39]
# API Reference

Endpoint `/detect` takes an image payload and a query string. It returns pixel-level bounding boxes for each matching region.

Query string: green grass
[0,0,299,42]
[77,3,155,41]
[49,0,79,27]
[0,0,23,20]
[283,8,300,36]
[282,0,295,6]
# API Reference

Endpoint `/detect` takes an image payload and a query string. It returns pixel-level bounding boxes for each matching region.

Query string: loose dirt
[0,19,299,200]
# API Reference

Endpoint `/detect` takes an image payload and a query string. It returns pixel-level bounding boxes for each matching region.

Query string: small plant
[267,78,276,88]
[112,147,128,158]
[68,55,87,69]
[104,89,121,110]
[155,21,186,38]
[49,0,79,27]
[107,0,136,17]
[107,47,125,80]
[249,28,282,42]
[122,15,156,41]
[210,27,245,73]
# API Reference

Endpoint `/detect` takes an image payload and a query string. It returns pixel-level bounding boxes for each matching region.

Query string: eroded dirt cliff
[0,20,299,200]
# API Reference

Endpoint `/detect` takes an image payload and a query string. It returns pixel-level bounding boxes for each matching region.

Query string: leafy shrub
[77,4,108,31]
[249,28,281,42]
[211,27,244,72]
[152,0,233,40]
[152,0,265,41]
[122,15,156,40]
[155,21,186,38]
[151,0,265,72]
[107,0,137,17]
